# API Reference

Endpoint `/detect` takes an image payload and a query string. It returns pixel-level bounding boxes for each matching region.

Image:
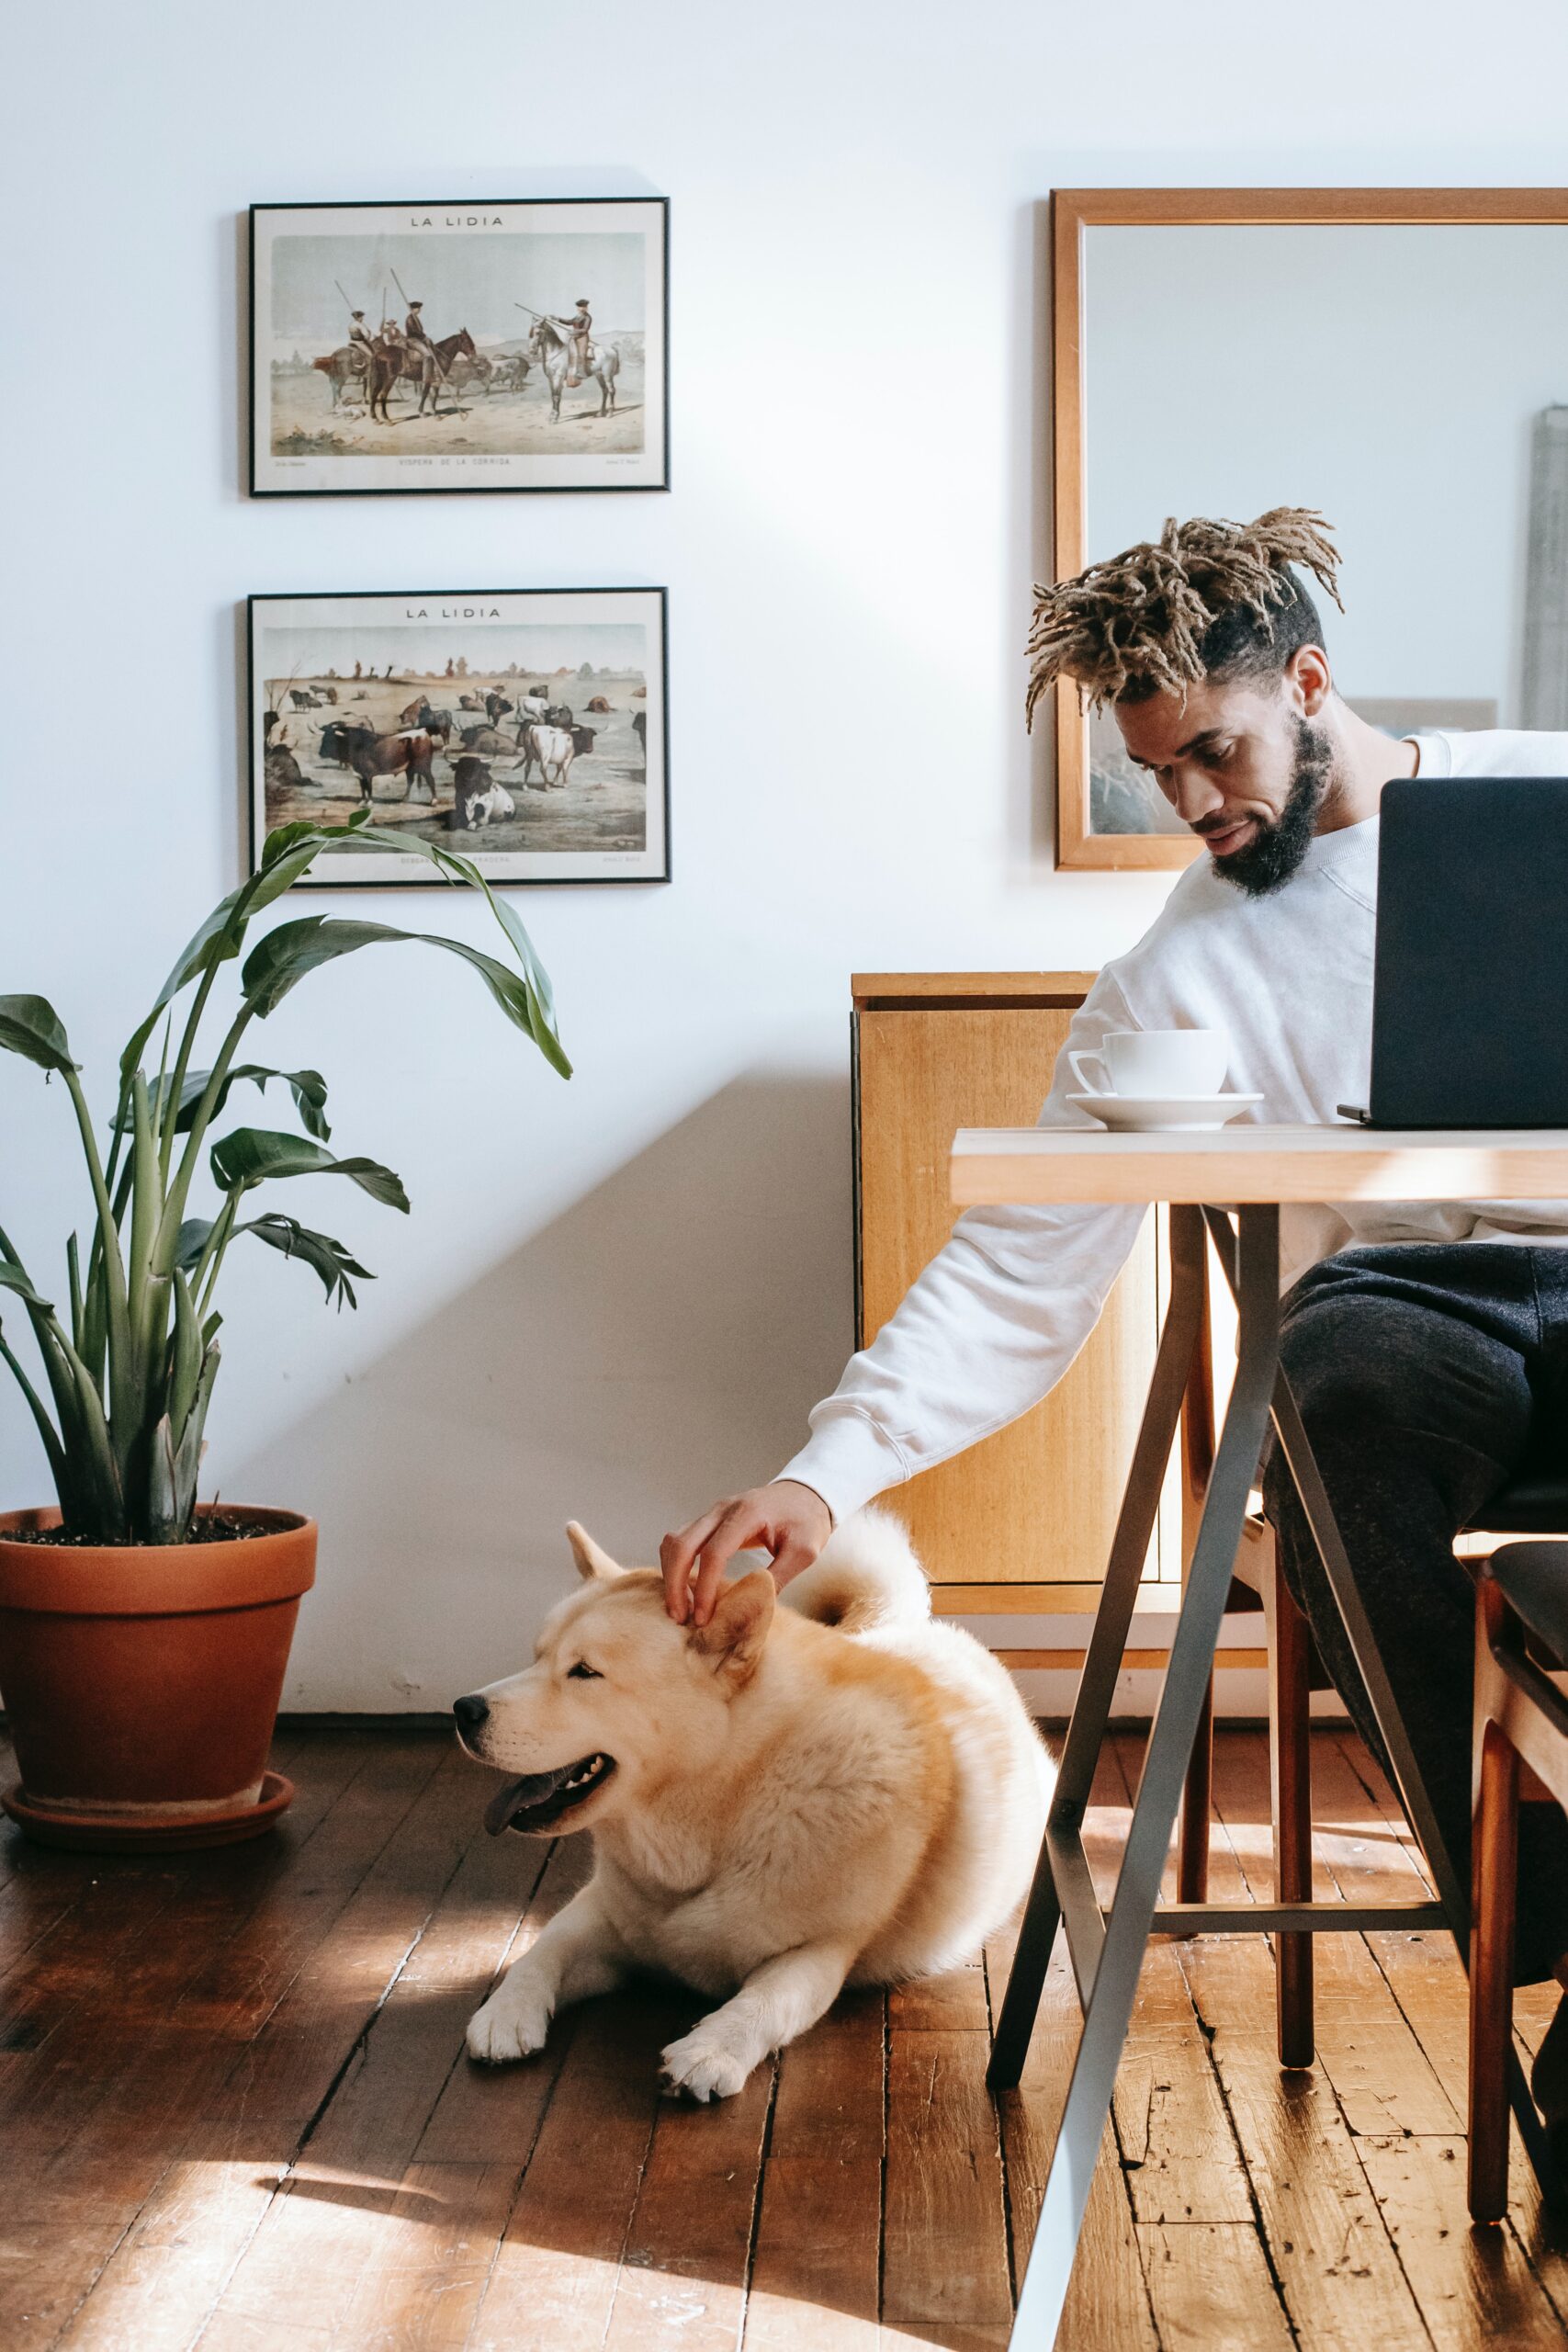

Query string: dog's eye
[567,1661,602,1680]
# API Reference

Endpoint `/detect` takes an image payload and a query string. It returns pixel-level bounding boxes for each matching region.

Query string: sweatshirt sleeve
[775,975,1148,1526]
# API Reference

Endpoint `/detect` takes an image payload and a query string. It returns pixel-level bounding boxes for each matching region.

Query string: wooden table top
[950,1123,1568,1207]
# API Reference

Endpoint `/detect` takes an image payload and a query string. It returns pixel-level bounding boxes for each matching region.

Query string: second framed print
[250,588,669,887]
[249,198,669,495]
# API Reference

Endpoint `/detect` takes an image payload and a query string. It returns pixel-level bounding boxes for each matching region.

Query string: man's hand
[660,1481,833,1627]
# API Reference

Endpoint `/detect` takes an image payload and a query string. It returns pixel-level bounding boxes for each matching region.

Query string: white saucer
[1066,1091,1263,1133]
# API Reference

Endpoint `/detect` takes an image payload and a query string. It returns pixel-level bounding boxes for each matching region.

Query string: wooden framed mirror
[1050,187,1568,868]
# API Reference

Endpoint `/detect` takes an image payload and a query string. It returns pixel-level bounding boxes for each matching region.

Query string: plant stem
[80,1159,133,1397]
[62,1339,126,1536]
[6,1302,123,1535]
[160,965,218,1185]
[66,1234,84,1353]
[154,1003,255,1273]
[127,1071,161,1381]
[194,1193,241,1321]
[61,1067,131,1380]
[0,1226,88,1482]
[0,1323,69,1497]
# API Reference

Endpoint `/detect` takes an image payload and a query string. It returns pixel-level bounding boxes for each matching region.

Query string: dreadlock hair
[1024,507,1345,729]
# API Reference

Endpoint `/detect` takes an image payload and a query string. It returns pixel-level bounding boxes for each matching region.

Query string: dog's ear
[566,1521,623,1583]
[689,1568,775,1684]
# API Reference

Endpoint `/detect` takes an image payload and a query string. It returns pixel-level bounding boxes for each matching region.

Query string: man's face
[1113,653,1337,893]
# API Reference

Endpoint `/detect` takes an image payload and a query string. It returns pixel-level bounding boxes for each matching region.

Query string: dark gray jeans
[1261,1241,1568,1984]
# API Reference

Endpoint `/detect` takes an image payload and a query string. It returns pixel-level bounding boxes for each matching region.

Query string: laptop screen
[1371,776,1568,1127]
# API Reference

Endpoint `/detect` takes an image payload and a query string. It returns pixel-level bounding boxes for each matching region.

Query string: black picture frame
[248,198,670,497]
[248,586,671,888]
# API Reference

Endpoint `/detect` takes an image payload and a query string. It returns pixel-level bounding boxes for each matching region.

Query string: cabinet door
[857,1005,1162,1593]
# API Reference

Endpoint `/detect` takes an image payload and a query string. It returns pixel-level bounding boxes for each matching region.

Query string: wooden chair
[1468,1538,1568,2222]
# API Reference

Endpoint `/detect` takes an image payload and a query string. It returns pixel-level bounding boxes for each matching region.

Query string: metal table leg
[995,1194,1551,2352]
[1003,1205,1283,2350]
[988,1204,1208,2086]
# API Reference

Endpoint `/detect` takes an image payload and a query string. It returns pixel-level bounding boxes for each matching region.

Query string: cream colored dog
[455,1509,1052,2101]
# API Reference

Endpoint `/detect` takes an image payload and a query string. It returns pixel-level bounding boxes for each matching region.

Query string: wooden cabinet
[853,973,1177,1616]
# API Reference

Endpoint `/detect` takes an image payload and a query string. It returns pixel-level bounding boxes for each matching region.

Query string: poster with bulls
[249,199,669,495]
[248,588,670,886]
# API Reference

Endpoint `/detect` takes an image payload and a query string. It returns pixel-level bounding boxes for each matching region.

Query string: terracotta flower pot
[0,1505,316,1851]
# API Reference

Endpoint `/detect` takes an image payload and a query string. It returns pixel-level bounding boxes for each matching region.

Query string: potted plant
[0,811,569,1850]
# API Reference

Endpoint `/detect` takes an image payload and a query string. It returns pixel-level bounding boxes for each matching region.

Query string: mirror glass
[1081,223,1568,834]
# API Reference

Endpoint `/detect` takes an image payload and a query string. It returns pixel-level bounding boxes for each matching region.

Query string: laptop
[1338,775,1568,1129]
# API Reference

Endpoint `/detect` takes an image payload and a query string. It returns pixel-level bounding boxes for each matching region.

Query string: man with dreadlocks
[661,505,1568,2151]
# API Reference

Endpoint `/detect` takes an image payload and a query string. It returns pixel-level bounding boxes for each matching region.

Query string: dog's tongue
[483,1764,572,1837]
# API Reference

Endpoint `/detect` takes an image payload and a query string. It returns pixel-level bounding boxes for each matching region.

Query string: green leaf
[117,1063,331,1144]
[239,916,566,1074]
[236,1213,374,1310]
[121,803,568,1094]
[209,1126,410,1212]
[238,918,415,1017]
[257,804,375,868]
[487,895,558,1029]
[0,1263,54,1313]
[314,832,570,1076]
[118,836,344,1088]
[172,1217,214,1274]
[0,995,75,1076]
[120,897,245,1087]
[240,1066,331,1141]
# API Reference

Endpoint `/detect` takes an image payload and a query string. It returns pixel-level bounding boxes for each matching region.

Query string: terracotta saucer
[1,1770,295,1852]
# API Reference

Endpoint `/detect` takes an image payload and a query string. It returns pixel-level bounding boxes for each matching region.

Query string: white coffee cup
[1068,1028,1230,1100]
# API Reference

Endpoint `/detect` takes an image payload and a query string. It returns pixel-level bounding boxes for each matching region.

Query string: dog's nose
[453,1694,490,1730]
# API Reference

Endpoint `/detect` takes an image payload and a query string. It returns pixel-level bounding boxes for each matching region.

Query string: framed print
[249,588,669,887]
[248,198,669,495]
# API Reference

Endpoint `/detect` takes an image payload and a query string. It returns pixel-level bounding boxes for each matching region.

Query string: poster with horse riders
[249,199,669,493]
[249,588,669,886]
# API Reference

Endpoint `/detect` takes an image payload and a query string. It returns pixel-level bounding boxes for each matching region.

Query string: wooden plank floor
[0,1724,1564,2350]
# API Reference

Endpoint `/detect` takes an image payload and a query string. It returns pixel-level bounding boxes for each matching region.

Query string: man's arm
[662,979,1146,1623]
[774,1194,1145,1521]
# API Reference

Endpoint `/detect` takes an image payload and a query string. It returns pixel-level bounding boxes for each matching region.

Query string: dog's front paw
[660,2021,752,2103]
[467,1987,551,2066]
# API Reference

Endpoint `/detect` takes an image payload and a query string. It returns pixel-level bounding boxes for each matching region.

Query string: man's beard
[1205,718,1335,898]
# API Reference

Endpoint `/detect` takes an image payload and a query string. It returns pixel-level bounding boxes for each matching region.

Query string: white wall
[6,0,1568,1708]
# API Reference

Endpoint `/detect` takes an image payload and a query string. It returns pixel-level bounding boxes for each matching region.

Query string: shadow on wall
[228,1074,854,1708]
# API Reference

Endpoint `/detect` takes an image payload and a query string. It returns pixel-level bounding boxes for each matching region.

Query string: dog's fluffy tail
[781,1506,931,1633]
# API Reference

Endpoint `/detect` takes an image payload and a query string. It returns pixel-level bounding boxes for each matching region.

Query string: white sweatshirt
[779,729,1568,1527]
